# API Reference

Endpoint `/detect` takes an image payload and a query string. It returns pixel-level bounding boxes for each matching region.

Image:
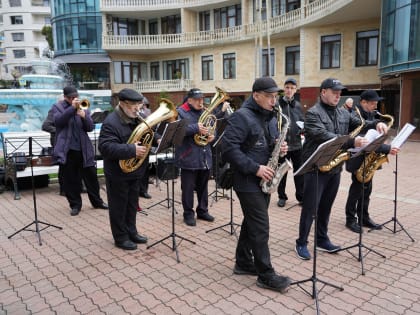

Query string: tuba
[355,111,394,183]
[119,98,178,173]
[193,86,229,146]
[318,106,365,172]
[261,106,293,194]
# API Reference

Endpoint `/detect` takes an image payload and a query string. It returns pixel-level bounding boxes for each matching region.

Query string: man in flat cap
[221,77,290,293]
[99,88,150,250]
[52,86,107,216]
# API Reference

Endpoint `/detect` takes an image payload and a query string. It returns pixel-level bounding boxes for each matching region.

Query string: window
[13,49,26,58]
[261,48,275,77]
[149,19,158,35]
[199,11,210,31]
[223,53,236,79]
[9,0,22,7]
[114,61,147,83]
[11,16,23,24]
[356,30,379,67]
[161,15,181,34]
[286,45,300,75]
[201,55,213,80]
[163,58,189,80]
[12,32,24,42]
[214,5,241,29]
[112,18,138,35]
[150,62,160,80]
[44,17,51,25]
[321,34,341,69]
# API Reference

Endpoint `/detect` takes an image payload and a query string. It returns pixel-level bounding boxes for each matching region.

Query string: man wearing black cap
[52,86,108,216]
[276,78,304,208]
[221,77,290,293]
[295,78,385,260]
[344,89,399,233]
[99,88,150,250]
[176,88,215,226]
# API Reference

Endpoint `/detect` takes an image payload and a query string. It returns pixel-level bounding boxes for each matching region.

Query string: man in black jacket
[277,78,304,207]
[222,77,290,293]
[295,78,388,260]
[99,88,149,250]
[344,90,399,233]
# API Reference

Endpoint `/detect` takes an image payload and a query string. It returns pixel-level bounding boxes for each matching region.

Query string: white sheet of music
[391,123,416,149]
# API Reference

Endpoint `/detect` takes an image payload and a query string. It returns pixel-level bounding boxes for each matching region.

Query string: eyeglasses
[123,100,143,106]
[258,92,279,101]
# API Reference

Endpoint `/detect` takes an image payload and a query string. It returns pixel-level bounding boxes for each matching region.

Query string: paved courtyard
[1,141,419,314]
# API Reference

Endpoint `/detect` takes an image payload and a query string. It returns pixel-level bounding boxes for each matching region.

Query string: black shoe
[94,202,108,210]
[197,213,215,222]
[70,208,80,216]
[184,217,196,226]
[317,240,341,253]
[256,274,291,293]
[277,199,286,207]
[115,240,137,250]
[233,264,257,276]
[346,221,362,233]
[130,234,148,244]
[139,192,152,199]
[362,218,382,230]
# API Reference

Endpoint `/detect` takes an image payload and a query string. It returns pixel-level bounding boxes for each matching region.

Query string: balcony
[101,0,227,12]
[133,79,193,92]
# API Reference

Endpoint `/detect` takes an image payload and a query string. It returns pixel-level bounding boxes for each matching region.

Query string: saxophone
[355,111,394,183]
[261,106,293,194]
[318,106,365,172]
[194,86,229,146]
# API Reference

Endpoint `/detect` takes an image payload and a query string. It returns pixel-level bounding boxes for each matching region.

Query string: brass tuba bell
[119,98,178,173]
[77,99,90,110]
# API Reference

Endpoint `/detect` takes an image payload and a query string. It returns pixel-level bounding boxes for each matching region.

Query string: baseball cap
[252,77,281,93]
[320,78,346,91]
[360,89,383,101]
[187,88,204,99]
[118,88,144,102]
[284,78,297,86]
[63,86,78,98]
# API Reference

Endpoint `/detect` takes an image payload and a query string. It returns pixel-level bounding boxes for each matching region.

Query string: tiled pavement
[1,141,419,315]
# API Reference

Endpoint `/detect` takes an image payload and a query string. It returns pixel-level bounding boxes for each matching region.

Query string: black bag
[157,158,179,180]
[217,163,234,189]
[12,152,28,171]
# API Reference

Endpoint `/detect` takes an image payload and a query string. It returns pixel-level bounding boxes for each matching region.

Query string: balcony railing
[134,79,193,92]
[101,0,226,11]
[103,0,351,50]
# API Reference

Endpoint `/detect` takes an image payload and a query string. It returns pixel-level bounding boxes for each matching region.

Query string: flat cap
[252,77,281,93]
[118,88,144,102]
[360,89,383,101]
[320,78,345,91]
[63,86,78,97]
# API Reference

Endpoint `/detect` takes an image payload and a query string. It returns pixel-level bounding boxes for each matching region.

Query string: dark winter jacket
[279,96,304,151]
[221,96,277,192]
[52,99,95,167]
[174,102,213,170]
[42,107,56,146]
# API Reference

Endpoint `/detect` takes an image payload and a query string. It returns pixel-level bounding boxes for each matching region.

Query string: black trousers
[138,158,150,194]
[235,191,275,279]
[296,171,340,246]
[106,177,140,243]
[180,168,210,219]
[345,173,373,223]
[277,149,304,201]
[61,150,103,210]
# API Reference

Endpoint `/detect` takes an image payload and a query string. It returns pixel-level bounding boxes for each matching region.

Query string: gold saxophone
[119,98,178,173]
[193,86,229,146]
[318,107,365,172]
[261,106,293,194]
[355,111,394,183]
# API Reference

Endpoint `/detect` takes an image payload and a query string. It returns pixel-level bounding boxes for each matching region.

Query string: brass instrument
[319,106,365,172]
[355,111,394,183]
[193,86,229,146]
[261,106,293,194]
[119,98,178,173]
[77,99,90,110]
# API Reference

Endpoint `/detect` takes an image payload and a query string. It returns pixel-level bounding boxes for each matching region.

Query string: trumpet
[77,99,90,110]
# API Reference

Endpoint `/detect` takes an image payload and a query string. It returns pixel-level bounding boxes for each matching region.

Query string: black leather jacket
[279,96,304,151]
[302,100,376,175]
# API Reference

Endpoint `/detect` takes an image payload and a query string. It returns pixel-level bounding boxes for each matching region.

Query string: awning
[54,53,111,64]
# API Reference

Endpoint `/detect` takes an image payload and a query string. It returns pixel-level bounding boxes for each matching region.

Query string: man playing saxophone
[221,77,290,293]
[295,78,383,260]
[176,88,216,227]
[344,90,399,233]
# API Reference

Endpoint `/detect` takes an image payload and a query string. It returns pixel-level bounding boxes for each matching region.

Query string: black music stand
[8,137,62,245]
[290,136,348,315]
[337,134,388,275]
[208,118,230,205]
[147,119,196,262]
[374,124,416,242]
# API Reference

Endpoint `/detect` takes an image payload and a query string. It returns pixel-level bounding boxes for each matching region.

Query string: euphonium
[193,86,229,146]
[77,99,90,110]
[261,106,293,194]
[355,111,394,183]
[318,106,365,172]
[119,98,178,173]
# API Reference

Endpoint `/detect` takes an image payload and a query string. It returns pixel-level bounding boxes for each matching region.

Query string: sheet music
[391,123,416,149]
[348,129,384,153]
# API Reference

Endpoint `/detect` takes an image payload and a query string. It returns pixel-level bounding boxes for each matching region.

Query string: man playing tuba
[344,90,399,233]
